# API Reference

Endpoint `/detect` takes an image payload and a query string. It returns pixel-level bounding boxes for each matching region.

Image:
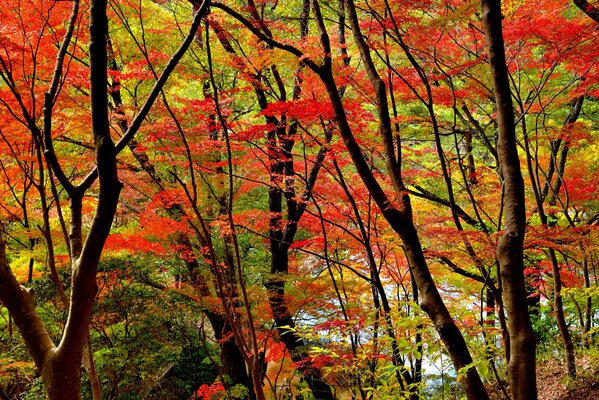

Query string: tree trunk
[268,245,336,400]
[207,312,256,398]
[548,250,576,378]
[582,257,592,346]
[573,0,599,22]
[42,350,83,400]
[83,332,102,400]
[481,1,537,398]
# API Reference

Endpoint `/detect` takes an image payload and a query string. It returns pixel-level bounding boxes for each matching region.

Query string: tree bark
[481,1,537,399]
[0,231,55,371]
[83,332,103,400]
[573,0,599,22]
[582,257,592,346]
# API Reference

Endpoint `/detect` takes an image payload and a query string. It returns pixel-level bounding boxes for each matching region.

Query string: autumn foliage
[0,0,597,399]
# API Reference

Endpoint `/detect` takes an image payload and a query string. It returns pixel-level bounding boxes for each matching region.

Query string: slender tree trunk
[485,288,496,360]
[548,250,576,378]
[481,1,537,398]
[464,130,478,185]
[83,332,102,400]
[411,271,423,389]
[582,257,592,346]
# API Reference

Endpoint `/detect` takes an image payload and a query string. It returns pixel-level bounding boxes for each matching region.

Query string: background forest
[0,0,597,399]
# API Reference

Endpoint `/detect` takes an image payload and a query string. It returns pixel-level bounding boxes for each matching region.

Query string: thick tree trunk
[481,1,537,399]
[41,350,83,400]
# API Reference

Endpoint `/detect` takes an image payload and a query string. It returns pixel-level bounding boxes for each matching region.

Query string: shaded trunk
[582,258,592,346]
[541,96,583,202]
[464,130,478,185]
[485,288,496,359]
[548,250,576,378]
[207,312,255,397]
[268,244,335,400]
[411,271,423,388]
[41,351,83,400]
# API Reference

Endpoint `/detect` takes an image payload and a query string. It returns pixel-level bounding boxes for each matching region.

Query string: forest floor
[489,351,599,400]
[536,353,599,400]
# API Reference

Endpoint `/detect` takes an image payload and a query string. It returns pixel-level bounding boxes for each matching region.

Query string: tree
[0,0,211,398]
[211,0,491,398]
[481,1,537,398]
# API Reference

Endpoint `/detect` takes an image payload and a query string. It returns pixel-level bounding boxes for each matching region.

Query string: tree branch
[573,0,599,23]
[0,228,55,371]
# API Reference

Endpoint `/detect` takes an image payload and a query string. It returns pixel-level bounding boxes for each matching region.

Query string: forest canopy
[0,0,597,399]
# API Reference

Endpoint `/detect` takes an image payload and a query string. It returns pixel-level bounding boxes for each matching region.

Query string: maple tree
[0,0,597,400]
[0,0,211,398]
